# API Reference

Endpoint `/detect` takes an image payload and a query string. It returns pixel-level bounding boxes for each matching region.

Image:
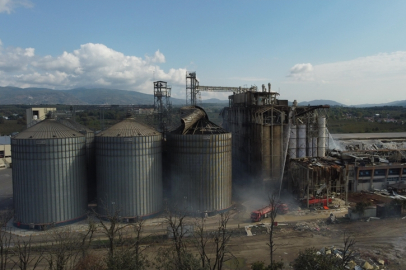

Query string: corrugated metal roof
[57,118,93,133]
[13,119,84,139]
[97,118,160,137]
[172,106,227,135]
[0,136,11,145]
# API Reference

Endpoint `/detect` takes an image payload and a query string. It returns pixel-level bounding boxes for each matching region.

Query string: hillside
[0,86,185,105]
[0,87,86,105]
[297,99,344,106]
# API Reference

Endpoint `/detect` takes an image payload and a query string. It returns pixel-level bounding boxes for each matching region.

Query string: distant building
[0,136,11,168]
[26,107,56,128]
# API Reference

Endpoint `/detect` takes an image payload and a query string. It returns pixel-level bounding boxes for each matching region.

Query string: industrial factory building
[7,73,406,230]
[220,84,329,188]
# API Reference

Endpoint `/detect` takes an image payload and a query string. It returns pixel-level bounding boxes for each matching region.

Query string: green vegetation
[1,104,406,135]
[328,106,406,133]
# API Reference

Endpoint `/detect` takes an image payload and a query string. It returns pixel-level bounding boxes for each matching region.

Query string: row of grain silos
[288,116,327,159]
[12,107,232,229]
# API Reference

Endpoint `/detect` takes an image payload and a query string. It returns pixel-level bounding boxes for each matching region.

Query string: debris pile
[317,246,395,269]
[294,220,329,232]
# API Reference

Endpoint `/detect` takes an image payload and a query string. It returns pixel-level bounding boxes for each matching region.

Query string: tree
[0,210,13,270]
[11,235,44,270]
[267,194,283,269]
[155,204,201,270]
[104,219,151,270]
[341,233,356,267]
[44,228,90,270]
[292,247,344,270]
[194,212,233,270]
[92,203,131,257]
[292,233,356,270]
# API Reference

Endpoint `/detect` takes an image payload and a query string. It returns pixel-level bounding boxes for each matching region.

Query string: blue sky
[1,0,405,105]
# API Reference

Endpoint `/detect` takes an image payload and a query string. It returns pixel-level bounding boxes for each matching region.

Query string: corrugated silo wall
[12,137,87,225]
[96,135,162,218]
[85,131,97,202]
[271,125,282,182]
[168,133,232,214]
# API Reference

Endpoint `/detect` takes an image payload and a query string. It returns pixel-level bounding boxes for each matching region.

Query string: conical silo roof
[13,119,84,139]
[97,118,159,137]
[57,118,93,133]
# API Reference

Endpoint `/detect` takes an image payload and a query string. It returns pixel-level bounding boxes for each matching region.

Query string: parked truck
[250,203,288,222]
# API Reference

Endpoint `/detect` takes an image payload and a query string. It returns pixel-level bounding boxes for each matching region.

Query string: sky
[0,0,405,105]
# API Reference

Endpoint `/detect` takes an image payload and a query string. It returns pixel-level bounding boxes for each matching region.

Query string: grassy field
[328,119,406,133]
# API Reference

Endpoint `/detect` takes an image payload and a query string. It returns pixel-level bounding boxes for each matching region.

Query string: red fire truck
[250,203,288,222]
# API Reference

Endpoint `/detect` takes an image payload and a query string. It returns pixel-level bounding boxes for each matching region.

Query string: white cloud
[287,63,314,81]
[0,42,186,96]
[146,50,165,64]
[284,52,406,105]
[0,0,32,14]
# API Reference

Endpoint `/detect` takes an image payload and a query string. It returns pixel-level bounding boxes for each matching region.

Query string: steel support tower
[153,81,172,133]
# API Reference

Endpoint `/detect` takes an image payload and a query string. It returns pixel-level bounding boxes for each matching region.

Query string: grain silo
[58,118,96,202]
[167,106,232,215]
[96,117,162,220]
[12,119,87,229]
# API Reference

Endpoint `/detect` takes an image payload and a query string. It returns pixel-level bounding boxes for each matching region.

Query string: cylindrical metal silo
[297,124,306,158]
[271,125,282,182]
[58,119,96,202]
[312,137,318,157]
[288,125,297,158]
[96,118,162,219]
[167,106,232,215]
[12,119,87,229]
[262,125,271,180]
[317,116,326,157]
[307,125,313,157]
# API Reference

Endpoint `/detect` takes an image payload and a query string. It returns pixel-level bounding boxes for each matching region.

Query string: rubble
[294,220,329,232]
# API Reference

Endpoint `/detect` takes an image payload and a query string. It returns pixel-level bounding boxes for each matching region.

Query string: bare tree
[155,204,201,270]
[194,216,210,269]
[267,194,282,269]
[44,228,82,270]
[211,212,232,270]
[43,219,96,270]
[11,235,43,270]
[104,218,151,270]
[341,232,356,267]
[193,212,233,270]
[92,203,131,257]
[165,206,189,268]
[0,210,13,270]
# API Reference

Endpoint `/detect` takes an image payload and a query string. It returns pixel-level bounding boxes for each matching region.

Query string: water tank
[12,119,87,228]
[96,118,162,219]
[167,106,232,215]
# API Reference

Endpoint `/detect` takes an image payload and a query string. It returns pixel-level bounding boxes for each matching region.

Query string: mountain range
[0,86,405,107]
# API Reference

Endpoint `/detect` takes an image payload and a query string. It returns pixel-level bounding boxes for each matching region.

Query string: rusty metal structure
[167,106,232,215]
[186,71,257,106]
[185,72,331,193]
[288,157,348,208]
[153,81,172,133]
[221,85,329,190]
